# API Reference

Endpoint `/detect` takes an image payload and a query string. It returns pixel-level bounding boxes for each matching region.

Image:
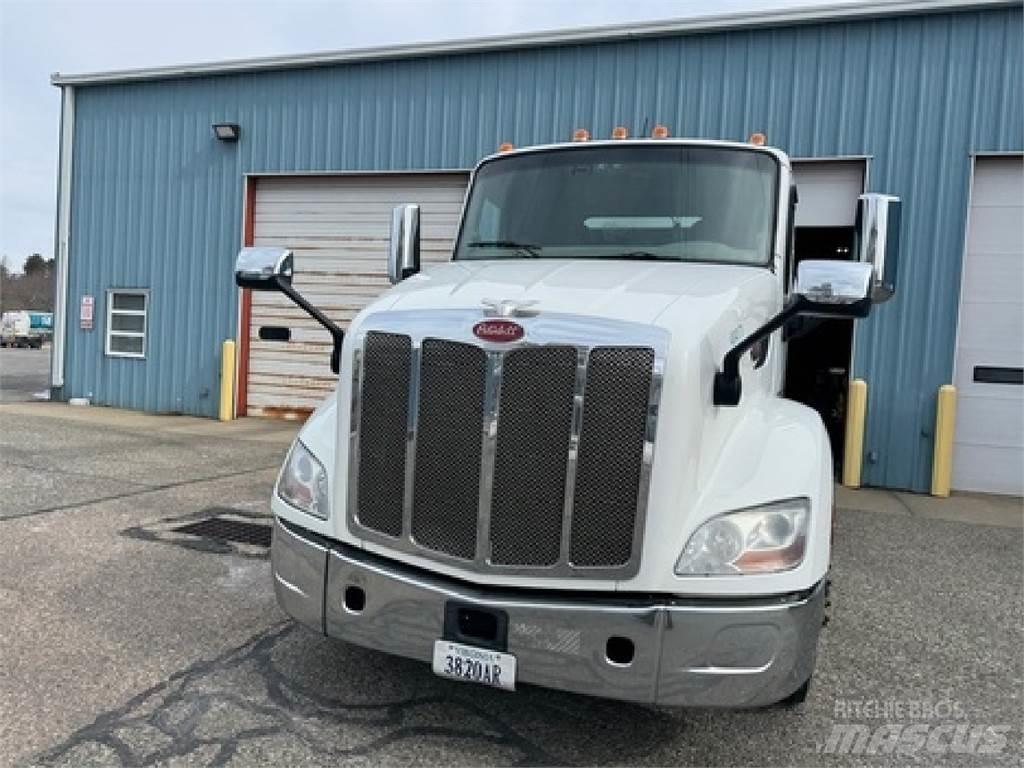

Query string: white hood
[373,259,778,359]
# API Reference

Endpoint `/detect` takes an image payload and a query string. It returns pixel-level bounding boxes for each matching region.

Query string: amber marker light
[571,128,591,142]
[497,142,515,152]
[749,132,767,146]
[651,124,670,139]
[611,125,629,139]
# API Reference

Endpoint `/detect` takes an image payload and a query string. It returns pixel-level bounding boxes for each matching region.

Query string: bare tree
[0,255,55,313]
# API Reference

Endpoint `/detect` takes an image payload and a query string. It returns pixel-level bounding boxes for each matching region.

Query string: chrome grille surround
[347,309,668,580]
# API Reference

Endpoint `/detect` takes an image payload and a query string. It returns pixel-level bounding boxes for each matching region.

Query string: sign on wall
[80,295,94,330]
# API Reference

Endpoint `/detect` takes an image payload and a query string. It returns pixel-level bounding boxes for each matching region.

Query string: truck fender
[695,397,834,586]
[294,391,338,483]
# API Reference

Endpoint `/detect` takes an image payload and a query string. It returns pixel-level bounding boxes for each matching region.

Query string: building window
[105,289,148,358]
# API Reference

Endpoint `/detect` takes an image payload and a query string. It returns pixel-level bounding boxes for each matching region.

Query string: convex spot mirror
[388,204,421,284]
[855,193,901,302]
[235,247,293,290]
[794,260,873,318]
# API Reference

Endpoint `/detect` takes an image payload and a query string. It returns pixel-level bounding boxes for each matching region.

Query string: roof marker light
[749,132,767,146]
[651,124,670,139]
[572,128,591,142]
[497,142,515,152]
[611,126,629,140]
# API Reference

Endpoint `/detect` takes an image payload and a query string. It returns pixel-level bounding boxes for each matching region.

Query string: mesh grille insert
[570,346,654,567]
[411,339,488,559]
[489,346,577,566]
[355,332,411,537]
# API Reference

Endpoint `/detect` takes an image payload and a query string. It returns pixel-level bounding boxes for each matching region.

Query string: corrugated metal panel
[51,1,1017,86]
[249,175,467,415]
[63,6,1022,489]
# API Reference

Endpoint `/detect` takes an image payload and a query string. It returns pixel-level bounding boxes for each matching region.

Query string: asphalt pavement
[0,346,51,402]
[0,402,1021,767]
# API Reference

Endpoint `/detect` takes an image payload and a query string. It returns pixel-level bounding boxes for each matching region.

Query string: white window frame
[105,289,148,359]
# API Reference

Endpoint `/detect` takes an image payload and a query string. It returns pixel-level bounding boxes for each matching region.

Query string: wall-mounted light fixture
[212,123,240,142]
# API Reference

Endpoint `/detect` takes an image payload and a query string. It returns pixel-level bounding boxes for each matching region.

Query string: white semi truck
[236,134,900,707]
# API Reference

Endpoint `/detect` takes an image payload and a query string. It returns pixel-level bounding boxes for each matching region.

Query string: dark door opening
[784,227,856,474]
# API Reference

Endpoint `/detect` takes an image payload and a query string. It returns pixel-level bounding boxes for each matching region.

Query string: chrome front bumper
[272,518,824,708]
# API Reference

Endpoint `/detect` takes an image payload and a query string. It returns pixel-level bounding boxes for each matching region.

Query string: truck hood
[377,259,777,340]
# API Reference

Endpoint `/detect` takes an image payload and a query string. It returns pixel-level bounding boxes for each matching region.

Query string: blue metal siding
[64,7,1022,489]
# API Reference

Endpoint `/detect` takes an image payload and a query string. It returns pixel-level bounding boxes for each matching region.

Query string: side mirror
[793,260,874,319]
[234,246,346,375]
[388,204,421,284]
[715,260,876,406]
[235,247,293,290]
[855,193,901,302]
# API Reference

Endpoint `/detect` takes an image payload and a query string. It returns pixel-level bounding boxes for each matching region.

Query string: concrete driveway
[0,346,51,402]
[0,402,1020,767]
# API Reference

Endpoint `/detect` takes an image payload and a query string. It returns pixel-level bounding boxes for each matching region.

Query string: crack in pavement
[1,465,283,523]
[32,623,562,767]
[1,459,157,489]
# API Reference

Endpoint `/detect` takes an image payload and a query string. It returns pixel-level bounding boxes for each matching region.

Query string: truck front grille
[354,332,411,537]
[411,339,487,559]
[570,346,656,567]
[348,312,666,579]
[489,346,578,566]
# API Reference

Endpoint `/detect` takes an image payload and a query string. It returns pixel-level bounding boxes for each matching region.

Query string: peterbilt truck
[236,133,900,707]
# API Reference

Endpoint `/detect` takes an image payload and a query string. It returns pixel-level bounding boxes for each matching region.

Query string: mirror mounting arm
[714,297,804,407]
[272,276,346,374]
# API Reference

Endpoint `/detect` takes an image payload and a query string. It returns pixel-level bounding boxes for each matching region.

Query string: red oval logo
[473,319,525,343]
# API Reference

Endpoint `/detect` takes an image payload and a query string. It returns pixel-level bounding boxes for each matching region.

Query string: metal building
[49,0,1022,493]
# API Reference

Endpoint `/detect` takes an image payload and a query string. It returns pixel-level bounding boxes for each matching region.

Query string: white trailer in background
[0,311,52,348]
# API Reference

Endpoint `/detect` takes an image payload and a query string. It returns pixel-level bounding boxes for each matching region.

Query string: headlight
[675,498,808,575]
[277,440,329,519]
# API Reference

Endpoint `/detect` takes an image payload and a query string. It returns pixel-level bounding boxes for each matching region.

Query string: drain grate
[172,516,272,547]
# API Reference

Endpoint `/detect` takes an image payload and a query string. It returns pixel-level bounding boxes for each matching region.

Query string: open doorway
[784,228,856,472]
[784,159,866,475]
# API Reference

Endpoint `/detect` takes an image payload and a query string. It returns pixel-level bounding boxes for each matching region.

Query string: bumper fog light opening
[606,636,635,666]
[343,585,366,614]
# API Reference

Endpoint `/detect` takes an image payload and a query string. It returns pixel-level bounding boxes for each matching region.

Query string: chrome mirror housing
[715,258,875,406]
[235,247,294,290]
[234,245,346,374]
[856,193,901,302]
[794,260,874,318]
[388,204,421,284]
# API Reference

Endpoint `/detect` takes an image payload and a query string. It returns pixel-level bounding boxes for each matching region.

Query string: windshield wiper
[465,240,542,257]
[609,250,661,261]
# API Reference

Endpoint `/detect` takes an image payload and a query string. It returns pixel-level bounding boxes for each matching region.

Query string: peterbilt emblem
[473,319,525,343]
[481,297,538,318]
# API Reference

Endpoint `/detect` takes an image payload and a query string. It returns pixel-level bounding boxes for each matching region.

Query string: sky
[0,0,858,271]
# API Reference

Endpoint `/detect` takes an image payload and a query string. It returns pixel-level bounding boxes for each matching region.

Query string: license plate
[431,640,516,691]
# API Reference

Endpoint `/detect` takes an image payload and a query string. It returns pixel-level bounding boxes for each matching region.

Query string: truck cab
[237,135,900,707]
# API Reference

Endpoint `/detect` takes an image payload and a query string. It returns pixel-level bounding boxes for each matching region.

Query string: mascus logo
[473,319,525,342]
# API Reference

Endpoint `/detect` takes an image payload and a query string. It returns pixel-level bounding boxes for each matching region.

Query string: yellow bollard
[842,379,868,488]
[219,339,236,422]
[931,384,957,497]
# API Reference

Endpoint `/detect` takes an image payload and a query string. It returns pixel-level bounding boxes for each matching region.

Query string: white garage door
[248,174,469,417]
[791,160,866,227]
[952,156,1024,496]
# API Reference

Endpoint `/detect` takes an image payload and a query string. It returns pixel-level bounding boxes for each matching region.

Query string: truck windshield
[454,145,778,266]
